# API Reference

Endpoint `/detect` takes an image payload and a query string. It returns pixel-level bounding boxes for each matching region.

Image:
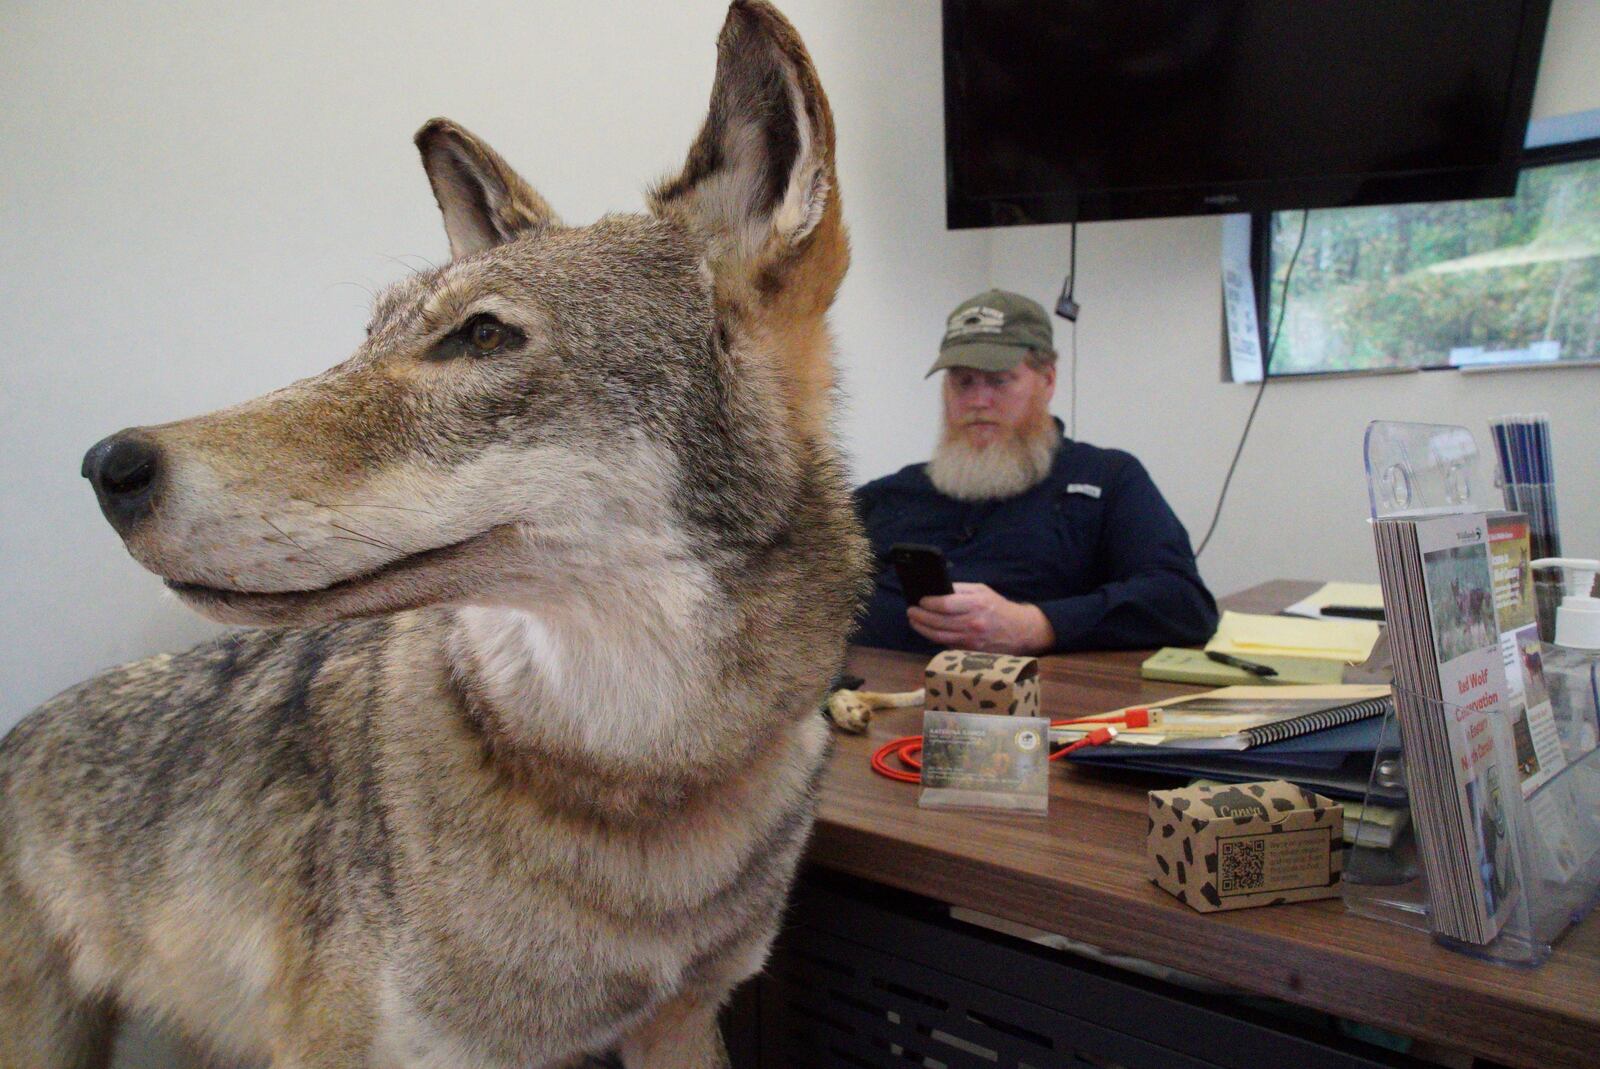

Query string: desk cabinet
[730,871,1425,1069]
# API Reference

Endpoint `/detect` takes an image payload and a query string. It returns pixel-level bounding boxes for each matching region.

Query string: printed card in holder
[918,711,1050,814]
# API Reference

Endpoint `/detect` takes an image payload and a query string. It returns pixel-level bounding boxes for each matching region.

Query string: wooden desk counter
[807,582,1600,1069]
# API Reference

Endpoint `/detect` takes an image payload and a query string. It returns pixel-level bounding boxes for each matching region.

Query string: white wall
[0,0,985,724]
[987,0,1600,599]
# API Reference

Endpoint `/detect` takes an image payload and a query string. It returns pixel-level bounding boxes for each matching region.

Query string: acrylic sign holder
[1348,422,1600,966]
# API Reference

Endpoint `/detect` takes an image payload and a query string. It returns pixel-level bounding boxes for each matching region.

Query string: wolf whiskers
[262,515,339,583]
[332,280,381,302]
[381,252,441,277]
[295,498,440,553]
[293,496,443,518]
[324,520,397,553]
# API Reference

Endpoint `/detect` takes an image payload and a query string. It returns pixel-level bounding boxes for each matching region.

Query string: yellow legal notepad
[1205,610,1380,664]
[1142,647,1345,686]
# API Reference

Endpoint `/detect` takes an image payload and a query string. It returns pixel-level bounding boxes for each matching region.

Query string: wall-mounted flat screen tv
[944,0,1552,227]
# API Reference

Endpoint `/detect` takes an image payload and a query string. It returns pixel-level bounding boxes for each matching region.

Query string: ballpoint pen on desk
[1321,605,1386,622]
[1204,650,1279,677]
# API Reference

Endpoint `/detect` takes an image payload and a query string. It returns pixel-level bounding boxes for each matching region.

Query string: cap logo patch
[945,306,1005,339]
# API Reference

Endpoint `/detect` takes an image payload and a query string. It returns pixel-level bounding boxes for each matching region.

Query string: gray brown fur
[0,3,868,1066]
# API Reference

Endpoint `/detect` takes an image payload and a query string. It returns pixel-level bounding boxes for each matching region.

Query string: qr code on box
[1220,837,1266,893]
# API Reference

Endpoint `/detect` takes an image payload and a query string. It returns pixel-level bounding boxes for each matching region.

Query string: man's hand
[906,582,1055,655]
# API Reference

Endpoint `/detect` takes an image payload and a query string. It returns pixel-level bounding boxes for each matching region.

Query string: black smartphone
[889,543,954,606]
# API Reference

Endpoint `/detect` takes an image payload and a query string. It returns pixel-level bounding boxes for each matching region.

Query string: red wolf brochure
[1414,513,1521,943]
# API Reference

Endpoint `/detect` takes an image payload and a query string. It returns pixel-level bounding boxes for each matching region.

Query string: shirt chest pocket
[1048,489,1107,584]
[969,490,1105,595]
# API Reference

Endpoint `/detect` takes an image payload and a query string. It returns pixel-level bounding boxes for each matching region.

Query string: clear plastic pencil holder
[1343,689,1600,966]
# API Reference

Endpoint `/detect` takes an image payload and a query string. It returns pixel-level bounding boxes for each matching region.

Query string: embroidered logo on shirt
[1066,483,1102,499]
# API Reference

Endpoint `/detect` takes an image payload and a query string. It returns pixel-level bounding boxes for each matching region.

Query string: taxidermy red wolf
[0,3,867,1065]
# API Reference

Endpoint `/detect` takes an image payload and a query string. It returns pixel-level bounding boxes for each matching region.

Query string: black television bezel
[942,0,1553,229]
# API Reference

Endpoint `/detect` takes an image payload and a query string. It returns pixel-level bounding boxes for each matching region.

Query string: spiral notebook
[1052,685,1393,753]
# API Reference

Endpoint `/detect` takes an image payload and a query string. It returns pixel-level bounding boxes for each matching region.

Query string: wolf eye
[428,313,523,362]
[466,315,507,355]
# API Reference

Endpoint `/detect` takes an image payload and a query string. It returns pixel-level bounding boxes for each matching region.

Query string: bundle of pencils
[1492,414,1564,641]
[1490,414,1561,560]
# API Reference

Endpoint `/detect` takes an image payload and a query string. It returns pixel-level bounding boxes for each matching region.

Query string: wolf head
[80,1,854,631]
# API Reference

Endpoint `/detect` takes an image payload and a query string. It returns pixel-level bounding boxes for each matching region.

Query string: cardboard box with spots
[1147,780,1343,912]
[923,650,1041,718]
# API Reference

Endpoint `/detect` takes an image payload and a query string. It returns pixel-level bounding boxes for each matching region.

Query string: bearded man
[853,290,1218,655]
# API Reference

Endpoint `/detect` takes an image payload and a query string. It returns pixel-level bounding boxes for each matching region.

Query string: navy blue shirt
[853,428,1218,654]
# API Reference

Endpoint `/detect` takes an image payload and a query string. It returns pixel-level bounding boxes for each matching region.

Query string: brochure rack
[1348,422,1600,966]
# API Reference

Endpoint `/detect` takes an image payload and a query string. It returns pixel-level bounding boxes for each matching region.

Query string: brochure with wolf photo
[1418,513,1521,942]
[1488,512,1565,795]
[1488,512,1585,882]
[918,711,1050,814]
[1374,512,1522,944]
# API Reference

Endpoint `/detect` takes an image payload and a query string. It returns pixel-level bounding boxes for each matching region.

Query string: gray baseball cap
[926,289,1055,377]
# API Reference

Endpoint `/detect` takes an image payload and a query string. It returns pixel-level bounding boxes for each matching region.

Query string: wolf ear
[650,2,846,303]
[415,119,561,259]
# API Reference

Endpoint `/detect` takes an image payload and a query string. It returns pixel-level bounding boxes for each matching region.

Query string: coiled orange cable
[869,708,1152,785]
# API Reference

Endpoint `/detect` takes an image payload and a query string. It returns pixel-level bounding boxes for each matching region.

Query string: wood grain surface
[809,581,1600,1069]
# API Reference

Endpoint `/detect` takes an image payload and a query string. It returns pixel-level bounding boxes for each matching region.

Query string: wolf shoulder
[0,612,445,811]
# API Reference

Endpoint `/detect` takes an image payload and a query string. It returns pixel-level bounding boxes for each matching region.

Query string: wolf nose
[82,432,161,534]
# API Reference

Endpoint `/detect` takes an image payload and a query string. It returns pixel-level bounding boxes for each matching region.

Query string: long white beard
[927,413,1059,502]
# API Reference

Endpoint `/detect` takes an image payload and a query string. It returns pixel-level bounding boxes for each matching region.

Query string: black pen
[1321,605,1385,622]
[1205,650,1279,677]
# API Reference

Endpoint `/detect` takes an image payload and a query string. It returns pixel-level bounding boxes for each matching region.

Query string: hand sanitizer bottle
[1532,558,1600,759]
